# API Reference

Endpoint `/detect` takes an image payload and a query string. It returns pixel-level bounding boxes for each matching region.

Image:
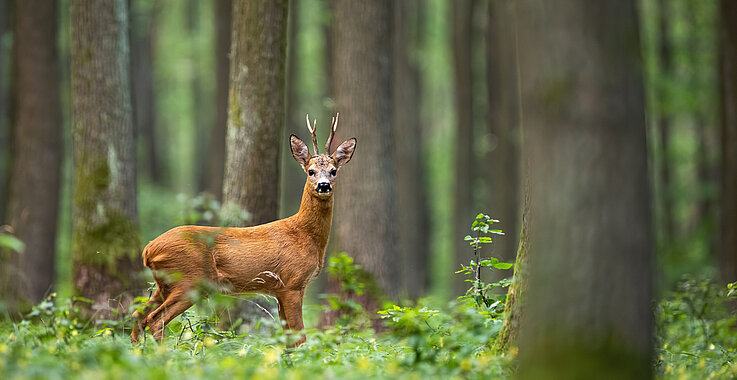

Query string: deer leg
[149,298,193,341]
[131,287,164,344]
[276,296,288,329]
[280,290,305,347]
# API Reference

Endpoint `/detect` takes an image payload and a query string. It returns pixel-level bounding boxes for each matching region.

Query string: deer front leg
[279,290,305,347]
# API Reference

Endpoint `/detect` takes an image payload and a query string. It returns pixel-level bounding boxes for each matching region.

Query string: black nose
[316,182,331,193]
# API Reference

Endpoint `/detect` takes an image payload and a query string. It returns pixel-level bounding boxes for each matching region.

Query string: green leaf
[493,262,514,270]
[0,234,25,253]
[478,237,493,243]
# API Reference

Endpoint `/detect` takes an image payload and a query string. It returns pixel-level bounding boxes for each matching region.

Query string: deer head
[290,113,356,199]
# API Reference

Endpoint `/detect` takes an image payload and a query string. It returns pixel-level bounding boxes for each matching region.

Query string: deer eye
[308,169,315,176]
[330,169,337,176]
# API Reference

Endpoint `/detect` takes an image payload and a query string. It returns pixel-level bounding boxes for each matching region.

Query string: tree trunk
[0,0,10,223]
[452,0,475,296]
[131,0,160,184]
[70,0,143,312]
[206,0,232,199]
[394,0,428,299]
[493,173,529,354]
[222,0,288,226]
[2,0,62,311]
[486,0,520,268]
[719,0,737,287]
[656,0,675,243]
[332,0,399,297]
[515,1,653,378]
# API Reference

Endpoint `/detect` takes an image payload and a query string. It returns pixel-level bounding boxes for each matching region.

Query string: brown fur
[131,135,356,347]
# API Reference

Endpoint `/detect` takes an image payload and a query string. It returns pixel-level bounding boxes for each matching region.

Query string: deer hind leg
[149,297,193,340]
[279,290,306,347]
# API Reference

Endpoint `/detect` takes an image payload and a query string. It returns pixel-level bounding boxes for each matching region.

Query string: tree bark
[515,1,653,378]
[656,0,675,242]
[394,0,429,299]
[2,0,62,310]
[70,0,143,311]
[131,0,160,184]
[206,0,232,200]
[719,0,737,286]
[222,0,288,226]
[452,0,475,296]
[0,0,10,223]
[493,173,528,354]
[486,0,520,269]
[332,0,399,297]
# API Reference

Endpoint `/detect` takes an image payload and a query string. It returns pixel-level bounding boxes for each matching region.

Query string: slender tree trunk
[394,0,428,298]
[657,0,675,242]
[70,0,143,312]
[516,1,653,378]
[452,0,475,296]
[486,0,520,267]
[1,0,62,311]
[332,0,399,297]
[222,0,288,226]
[131,0,160,183]
[719,0,737,286]
[0,0,9,223]
[207,0,232,199]
[281,0,302,217]
[188,0,209,194]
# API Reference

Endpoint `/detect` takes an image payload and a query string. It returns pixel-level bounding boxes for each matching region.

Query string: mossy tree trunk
[70,0,143,312]
[493,175,528,354]
[332,0,399,298]
[719,0,737,289]
[2,0,62,312]
[515,1,653,378]
[222,0,288,226]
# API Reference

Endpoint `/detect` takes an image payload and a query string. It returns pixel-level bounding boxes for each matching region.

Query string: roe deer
[131,113,355,346]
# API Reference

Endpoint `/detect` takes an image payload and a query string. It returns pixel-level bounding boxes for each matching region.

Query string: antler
[305,114,319,155]
[325,113,339,155]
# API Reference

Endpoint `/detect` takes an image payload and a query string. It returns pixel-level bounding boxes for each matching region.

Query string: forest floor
[0,268,735,379]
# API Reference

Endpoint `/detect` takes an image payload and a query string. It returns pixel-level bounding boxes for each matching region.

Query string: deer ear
[290,135,311,167]
[332,138,356,168]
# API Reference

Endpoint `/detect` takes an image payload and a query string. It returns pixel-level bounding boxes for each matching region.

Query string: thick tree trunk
[452,0,475,296]
[206,0,232,200]
[656,0,675,242]
[516,1,653,378]
[486,0,520,268]
[2,0,62,310]
[332,0,399,297]
[70,0,143,311]
[719,0,737,286]
[131,0,160,184]
[394,0,429,298]
[493,174,528,354]
[222,0,288,226]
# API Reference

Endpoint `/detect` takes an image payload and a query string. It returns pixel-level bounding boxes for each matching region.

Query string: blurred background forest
[0,0,736,376]
[0,0,732,303]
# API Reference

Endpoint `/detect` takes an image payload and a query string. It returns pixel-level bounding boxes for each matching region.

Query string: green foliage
[321,253,373,329]
[656,277,737,379]
[456,213,512,316]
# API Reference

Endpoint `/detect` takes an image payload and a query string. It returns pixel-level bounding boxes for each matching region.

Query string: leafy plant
[455,213,512,315]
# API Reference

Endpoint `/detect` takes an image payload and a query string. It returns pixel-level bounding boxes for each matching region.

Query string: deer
[131,113,355,347]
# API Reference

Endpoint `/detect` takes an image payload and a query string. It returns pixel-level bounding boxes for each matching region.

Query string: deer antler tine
[305,114,319,155]
[325,112,339,154]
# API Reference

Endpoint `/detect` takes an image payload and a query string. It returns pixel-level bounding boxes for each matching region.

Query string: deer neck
[295,181,334,252]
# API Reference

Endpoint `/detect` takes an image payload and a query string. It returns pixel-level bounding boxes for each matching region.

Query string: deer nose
[316,182,331,193]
